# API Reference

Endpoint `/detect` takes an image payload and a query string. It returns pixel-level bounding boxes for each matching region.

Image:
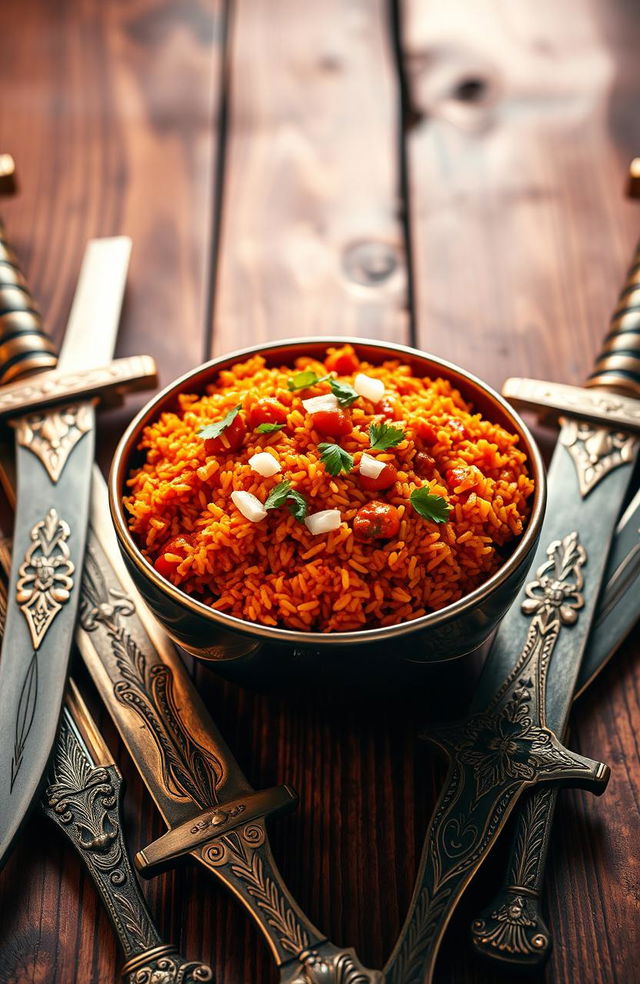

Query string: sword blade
[0,237,131,868]
[385,420,638,984]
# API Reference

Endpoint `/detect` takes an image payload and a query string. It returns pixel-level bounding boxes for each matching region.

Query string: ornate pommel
[0,219,58,384]
[136,784,298,876]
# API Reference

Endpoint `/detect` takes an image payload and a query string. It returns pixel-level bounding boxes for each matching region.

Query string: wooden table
[0,2,639,982]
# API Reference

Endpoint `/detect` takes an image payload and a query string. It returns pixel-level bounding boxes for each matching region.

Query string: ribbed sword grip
[0,220,57,384]
[587,240,640,398]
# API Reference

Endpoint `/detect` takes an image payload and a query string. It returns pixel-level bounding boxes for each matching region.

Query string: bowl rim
[109,336,546,647]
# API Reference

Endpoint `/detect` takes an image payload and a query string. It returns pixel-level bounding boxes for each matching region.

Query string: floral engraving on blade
[14,403,93,482]
[560,419,637,497]
[17,508,75,650]
[126,954,213,984]
[43,714,155,952]
[79,547,223,806]
[386,533,589,984]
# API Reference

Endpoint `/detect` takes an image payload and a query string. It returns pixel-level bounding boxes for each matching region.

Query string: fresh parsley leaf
[329,378,359,406]
[318,443,354,476]
[256,422,285,433]
[286,490,308,520]
[410,487,452,523]
[287,370,330,392]
[368,421,405,451]
[264,479,307,520]
[264,480,292,510]
[198,404,242,440]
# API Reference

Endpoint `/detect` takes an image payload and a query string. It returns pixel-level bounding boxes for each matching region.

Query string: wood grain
[402,1,640,981]
[0,0,224,981]
[0,0,639,982]
[210,0,409,351]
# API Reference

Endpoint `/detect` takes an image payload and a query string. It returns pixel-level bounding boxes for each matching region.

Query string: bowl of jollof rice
[109,338,545,677]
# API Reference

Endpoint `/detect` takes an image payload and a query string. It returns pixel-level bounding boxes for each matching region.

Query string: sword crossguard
[135,784,298,877]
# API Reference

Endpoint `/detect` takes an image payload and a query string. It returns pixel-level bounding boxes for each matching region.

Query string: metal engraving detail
[386,533,603,984]
[290,948,384,983]
[80,546,314,960]
[10,652,38,790]
[43,714,156,953]
[123,951,213,984]
[14,403,93,483]
[560,419,638,497]
[200,823,310,956]
[16,508,75,649]
[470,787,554,960]
[80,548,223,805]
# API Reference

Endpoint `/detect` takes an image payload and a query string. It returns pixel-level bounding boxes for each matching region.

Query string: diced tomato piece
[359,463,398,492]
[248,398,288,429]
[378,397,400,420]
[154,535,194,579]
[414,451,436,478]
[204,413,246,454]
[325,344,360,375]
[312,409,353,437]
[353,502,401,541]
[447,465,481,493]
[417,420,438,444]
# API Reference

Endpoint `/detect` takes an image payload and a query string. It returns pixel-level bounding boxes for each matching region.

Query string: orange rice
[124,346,534,632]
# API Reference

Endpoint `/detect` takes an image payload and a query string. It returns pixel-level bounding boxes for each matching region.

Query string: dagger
[0,537,213,983]
[470,169,640,969]
[384,168,640,984]
[0,161,158,869]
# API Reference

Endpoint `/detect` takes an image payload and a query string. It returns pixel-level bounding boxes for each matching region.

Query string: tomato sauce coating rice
[124,346,534,632]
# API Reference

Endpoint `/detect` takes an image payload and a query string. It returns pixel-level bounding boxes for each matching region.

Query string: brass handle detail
[136,784,298,876]
[587,241,640,398]
[0,220,57,384]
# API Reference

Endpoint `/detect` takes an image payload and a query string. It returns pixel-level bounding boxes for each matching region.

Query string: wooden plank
[201,2,421,980]
[0,1,224,981]
[210,0,408,351]
[402,2,640,982]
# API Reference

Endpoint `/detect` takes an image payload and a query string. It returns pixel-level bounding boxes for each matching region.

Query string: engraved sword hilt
[43,688,213,984]
[0,156,58,383]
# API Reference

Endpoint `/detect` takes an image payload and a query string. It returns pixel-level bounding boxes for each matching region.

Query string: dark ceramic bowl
[109,338,546,681]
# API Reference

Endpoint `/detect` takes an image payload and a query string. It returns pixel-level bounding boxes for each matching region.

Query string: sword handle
[587,164,640,398]
[0,220,57,383]
[42,709,213,984]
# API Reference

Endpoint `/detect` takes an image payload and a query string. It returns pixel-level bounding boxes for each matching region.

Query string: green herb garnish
[318,443,354,476]
[329,378,359,406]
[287,370,331,392]
[198,404,242,441]
[410,487,452,523]
[368,421,405,451]
[256,422,285,434]
[264,479,308,520]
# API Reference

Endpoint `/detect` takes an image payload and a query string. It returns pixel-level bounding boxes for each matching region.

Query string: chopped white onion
[231,490,267,523]
[248,452,281,477]
[301,393,339,414]
[354,372,385,403]
[304,509,342,535]
[359,453,386,479]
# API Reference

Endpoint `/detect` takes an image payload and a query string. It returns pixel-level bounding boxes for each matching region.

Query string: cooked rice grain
[125,350,534,631]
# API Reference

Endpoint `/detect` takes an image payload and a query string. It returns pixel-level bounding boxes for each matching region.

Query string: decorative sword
[0,159,157,868]
[383,165,640,984]
[0,443,382,984]
[470,485,640,969]
[470,168,640,969]
[0,539,212,984]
